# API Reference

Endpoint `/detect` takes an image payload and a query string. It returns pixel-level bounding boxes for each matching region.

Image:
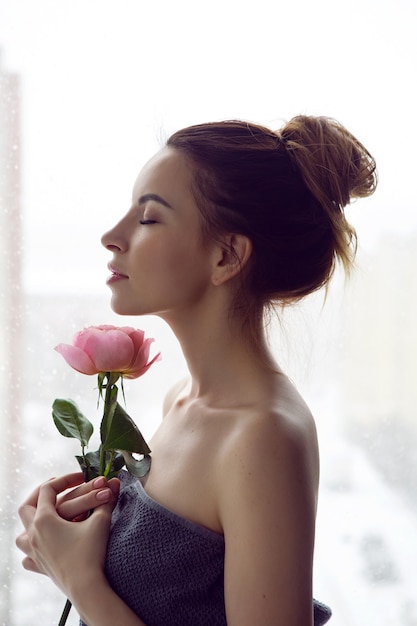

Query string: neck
[159,305,280,406]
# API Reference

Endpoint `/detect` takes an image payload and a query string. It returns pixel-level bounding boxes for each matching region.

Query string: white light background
[1,0,416,624]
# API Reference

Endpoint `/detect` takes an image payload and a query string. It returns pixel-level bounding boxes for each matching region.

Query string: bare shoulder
[217,378,319,625]
[219,378,319,500]
[162,376,189,417]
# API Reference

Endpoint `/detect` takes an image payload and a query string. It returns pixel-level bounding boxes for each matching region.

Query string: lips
[106,263,129,285]
[107,263,129,279]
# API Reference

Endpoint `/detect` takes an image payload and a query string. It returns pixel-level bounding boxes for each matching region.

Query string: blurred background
[1,0,416,624]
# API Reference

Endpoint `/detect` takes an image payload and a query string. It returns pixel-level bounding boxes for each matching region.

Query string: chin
[109,297,135,316]
[109,296,152,318]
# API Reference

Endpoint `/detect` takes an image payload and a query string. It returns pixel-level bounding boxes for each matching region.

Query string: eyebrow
[138,193,174,210]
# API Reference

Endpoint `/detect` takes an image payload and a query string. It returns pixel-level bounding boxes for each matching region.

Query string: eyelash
[139,219,157,225]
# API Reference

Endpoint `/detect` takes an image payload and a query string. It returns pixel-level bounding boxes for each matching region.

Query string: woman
[17,115,377,625]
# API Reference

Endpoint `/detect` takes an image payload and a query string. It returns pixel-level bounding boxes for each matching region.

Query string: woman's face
[101,147,218,319]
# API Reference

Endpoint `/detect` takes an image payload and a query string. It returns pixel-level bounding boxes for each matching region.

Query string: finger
[15,530,29,555]
[42,473,86,497]
[16,531,46,575]
[18,473,86,527]
[17,480,48,525]
[18,500,35,529]
[84,479,121,528]
[58,486,112,521]
[61,475,120,502]
[21,473,85,509]
[21,555,46,575]
[57,477,120,521]
[108,477,121,498]
[56,476,108,516]
[57,475,107,505]
[36,474,88,514]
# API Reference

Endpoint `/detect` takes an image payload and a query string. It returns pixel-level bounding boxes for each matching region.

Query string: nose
[101,220,127,252]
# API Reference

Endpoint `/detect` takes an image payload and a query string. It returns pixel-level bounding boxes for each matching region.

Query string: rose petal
[83,328,134,372]
[54,343,98,375]
[125,350,161,379]
[122,327,145,342]
[72,329,91,351]
[129,337,152,369]
[125,332,148,368]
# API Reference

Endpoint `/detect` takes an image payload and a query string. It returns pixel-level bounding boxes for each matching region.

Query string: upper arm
[219,414,319,626]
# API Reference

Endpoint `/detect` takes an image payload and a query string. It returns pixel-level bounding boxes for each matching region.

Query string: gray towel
[81,470,331,625]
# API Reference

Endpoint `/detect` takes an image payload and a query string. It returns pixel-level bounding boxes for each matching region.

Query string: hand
[56,473,120,522]
[16,473,120,597]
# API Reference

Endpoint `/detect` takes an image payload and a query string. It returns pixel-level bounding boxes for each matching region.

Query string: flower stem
[58,599,72,626]
[99,445,106,476]
[99,374,115,475]
[104,449,116,477]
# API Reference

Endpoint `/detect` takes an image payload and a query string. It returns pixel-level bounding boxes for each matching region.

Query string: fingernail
[96,489,111,502]
[93,476,106,488]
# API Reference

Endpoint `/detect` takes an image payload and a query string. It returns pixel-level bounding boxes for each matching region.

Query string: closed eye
[139,219,157,225]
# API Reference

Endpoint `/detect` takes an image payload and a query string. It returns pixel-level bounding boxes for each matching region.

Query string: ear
[211,234,252,286]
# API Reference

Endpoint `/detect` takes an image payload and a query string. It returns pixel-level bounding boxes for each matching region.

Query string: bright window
[1,1,416,624]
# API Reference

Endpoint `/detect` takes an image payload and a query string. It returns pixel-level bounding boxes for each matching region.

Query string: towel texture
[80,471,331,625]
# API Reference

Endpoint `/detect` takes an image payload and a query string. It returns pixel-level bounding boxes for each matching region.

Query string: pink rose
[55,325,160,379]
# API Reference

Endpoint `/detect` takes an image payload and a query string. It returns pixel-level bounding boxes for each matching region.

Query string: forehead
[131,146,194,203]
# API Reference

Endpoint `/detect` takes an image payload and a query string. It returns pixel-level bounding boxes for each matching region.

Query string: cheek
[152,239,211,293]
[143,234,202,270]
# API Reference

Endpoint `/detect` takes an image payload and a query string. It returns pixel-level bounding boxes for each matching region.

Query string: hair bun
[279,115,377,211]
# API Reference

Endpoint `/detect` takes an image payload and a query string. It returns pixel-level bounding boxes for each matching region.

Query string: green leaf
[120,451,152,478]
[97,371,106,393]
[102,402,151,455]
[52,399,93,447]
[76,450,101,481]
[76,449,125,481]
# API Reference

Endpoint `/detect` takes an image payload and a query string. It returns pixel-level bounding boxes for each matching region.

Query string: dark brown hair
[167,115,377,323]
